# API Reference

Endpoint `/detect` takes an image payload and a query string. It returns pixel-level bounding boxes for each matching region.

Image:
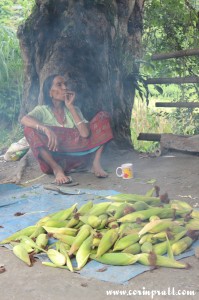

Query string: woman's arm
[65,92,90,138]
[21,115,58,151]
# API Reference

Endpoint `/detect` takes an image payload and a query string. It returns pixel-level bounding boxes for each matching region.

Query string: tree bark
[17,0,145,147]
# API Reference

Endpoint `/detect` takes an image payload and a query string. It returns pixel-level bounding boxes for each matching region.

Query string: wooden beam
[146,76,199,84]
[151,49,199,60]
[155,102,199,108]
[137,133,161,141]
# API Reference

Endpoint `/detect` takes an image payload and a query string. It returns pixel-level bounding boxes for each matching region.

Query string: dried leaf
[14,212,25,216]
[0,266,6,274]
[96,267,108,272]
[0,226,4,228]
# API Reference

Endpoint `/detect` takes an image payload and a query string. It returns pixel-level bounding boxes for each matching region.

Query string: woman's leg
[38,147,71,184]
[91,145,108,178]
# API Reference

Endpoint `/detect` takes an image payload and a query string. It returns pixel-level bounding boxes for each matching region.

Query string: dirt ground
[0,145,199,300]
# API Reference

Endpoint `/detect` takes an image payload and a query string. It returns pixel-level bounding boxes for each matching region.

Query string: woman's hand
[43,127,58,151]
[64,91,75,108]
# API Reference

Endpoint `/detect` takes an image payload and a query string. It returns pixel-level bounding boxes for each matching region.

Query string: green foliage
[0,0,34,128]
[132,0,199,152]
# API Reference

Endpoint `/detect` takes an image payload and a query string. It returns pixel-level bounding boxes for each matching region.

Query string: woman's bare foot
[54,166,71,184]
[91,164,108,178]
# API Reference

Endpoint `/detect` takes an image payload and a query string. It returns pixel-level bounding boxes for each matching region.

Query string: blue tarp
[0,183,198,284]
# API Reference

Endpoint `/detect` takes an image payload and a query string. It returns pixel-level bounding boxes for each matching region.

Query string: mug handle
[116,167,123,177]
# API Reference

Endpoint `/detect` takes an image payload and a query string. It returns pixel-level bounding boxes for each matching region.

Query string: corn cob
[68,224,91,256]
[138,219,173,236]
[122,242,141,254]
[106,194,161,204]
[170,200,192,210]
[118,207,163,223]
[52,233,75,246]
[141,242,153,253]
[59,243,74,272]
[139,233,154,245]
[190,210,199,219]
[20,236,47,253]
[30,226,46,238]
[47,249,66,266]
[35,233,48,249]
[90,252,139,266]
[42,220,68,228]
[0,226,36,245]
[66,217,80,228]
[42,262,69,270]
[138,252,189,269]
[42,226,77,236]
[149,216,160,222]
[113,203,135,220]
[108,221,119,229]
[13,244,32,266]
[79,215,102,228]
[97,214,108,229]
[113,233,139,251]
[50,203,78,221]
[19,241,34,254]
[76,235,92,270]
[77,201,93,215]
[185,219,199,230]
[96,228,119,257]
[88,202,111,216]
[171,236,194,256]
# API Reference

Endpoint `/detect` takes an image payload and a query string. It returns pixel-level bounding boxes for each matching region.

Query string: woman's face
[49,76,68,102]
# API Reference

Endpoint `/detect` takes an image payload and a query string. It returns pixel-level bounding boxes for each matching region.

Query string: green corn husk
[138,252,189,269]
[79,215,101,228]
[118,207,163,223]
[50,203,78,221]
[43,226,77,236]
[90,252,139,266]
[106,194,161,204]
[139,233,155,245]
[59,243,74,272]
[52,234,75,246]
[36,233,48,249]
[42,262,69,269]
[96,228,119,257]
[88,202,111,216]
[30,226,46,238]
[77,201,93,215]
[171,236,194,256]
[122,243,141,254]
[13,244,31,266]
[141,242,153,253]
[113,233,140,251]
[68,224,91,256]
[42,220,68,228]
[0,226,36,245]
[76,235,92,270]
[47,249,66,266]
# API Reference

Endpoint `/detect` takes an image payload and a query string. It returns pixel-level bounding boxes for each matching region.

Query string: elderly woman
[21,74,113,184]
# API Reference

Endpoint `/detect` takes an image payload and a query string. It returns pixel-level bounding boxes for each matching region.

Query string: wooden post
[151,49,199,60]
[137,133,161,141]
[146,77,199,84]
[155,102,199,108]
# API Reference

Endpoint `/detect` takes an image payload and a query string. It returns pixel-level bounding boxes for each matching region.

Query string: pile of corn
[1,187,199,271]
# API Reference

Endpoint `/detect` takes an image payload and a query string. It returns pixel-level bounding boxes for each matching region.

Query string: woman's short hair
[42,74,59,106]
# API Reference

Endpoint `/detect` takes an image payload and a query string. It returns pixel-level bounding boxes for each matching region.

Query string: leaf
[146,179,157,184]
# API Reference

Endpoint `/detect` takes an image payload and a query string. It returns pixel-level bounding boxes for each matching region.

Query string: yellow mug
[116,163,133,179]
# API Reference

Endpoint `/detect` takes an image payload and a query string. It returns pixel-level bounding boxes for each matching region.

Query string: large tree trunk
[17,0,144,147]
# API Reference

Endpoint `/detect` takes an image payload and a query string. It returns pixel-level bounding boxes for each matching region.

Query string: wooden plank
[160,134,199,152]
[151,49,199,60]
[155,102,199,108]
[137,133,161,141]
[146,77,199,84]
